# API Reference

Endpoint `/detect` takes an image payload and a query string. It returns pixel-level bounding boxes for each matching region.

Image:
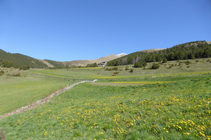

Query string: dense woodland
[107,41,211,67]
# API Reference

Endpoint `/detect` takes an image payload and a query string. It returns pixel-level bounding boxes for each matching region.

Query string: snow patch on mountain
[116,53,127,58]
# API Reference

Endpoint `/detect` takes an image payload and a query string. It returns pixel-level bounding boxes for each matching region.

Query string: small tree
[151,63,160,69]
[23,65,30,70]
[163,58,167,63]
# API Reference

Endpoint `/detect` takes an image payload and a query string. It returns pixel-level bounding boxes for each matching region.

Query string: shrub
[129,69,133,73]
[104,68,112,71]
[187,65,190,68]
[163,58,167,63]
[167,64,174,69]
[125,66,129,70]
[185,60,191,65]
[112,72,119,76]
[23,65,30,70]
[134,60,147,68]
[0,70,4,76]
[112,67,118,71]
[196,60,199,62]
[151,63,160,69]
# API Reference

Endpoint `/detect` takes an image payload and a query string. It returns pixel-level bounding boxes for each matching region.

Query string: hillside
[107,40,211,66]
[140,49,165,53]
[44,54,126,67]
[0,49,127,68]
[1,40,210,68]
[0,49,48,68]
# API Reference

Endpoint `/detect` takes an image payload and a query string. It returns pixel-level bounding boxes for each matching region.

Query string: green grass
[0,70,76,115]
[1,58,211,139]
[31,58,211,80]
[0,74,211,139]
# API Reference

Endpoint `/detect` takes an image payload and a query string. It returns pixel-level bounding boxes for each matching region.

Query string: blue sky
[0,0,211,61]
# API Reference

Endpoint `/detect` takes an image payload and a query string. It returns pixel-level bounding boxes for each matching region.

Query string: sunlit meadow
[0,74,211,139]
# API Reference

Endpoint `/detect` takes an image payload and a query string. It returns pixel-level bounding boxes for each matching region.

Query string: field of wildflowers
[0,74,210,139]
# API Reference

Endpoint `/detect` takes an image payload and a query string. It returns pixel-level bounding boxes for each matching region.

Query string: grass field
[0,74,210,139]
[31,58,211,80]
[0,58,211,139]
[0,70,76,116]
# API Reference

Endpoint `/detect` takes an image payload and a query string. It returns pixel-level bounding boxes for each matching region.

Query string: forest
[107,41,211,67]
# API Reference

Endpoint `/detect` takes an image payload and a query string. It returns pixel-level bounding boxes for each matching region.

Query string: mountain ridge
[1,40,210,68]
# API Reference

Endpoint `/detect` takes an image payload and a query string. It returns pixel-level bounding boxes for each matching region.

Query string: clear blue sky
[0,0,210,61]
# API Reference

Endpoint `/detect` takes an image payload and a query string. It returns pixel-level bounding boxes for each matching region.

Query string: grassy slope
[0,49,48,68]
[31,58,211,80]
[0,70,76,115]
[0,75,210,139]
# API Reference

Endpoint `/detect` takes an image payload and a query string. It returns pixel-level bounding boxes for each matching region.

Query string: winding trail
[0,81,87,120]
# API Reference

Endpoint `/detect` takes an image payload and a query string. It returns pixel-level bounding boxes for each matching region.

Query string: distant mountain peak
[116,53,127,58]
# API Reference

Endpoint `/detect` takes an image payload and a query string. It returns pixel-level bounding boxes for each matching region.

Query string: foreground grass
[0,71,75,115]
[0,75,210,139]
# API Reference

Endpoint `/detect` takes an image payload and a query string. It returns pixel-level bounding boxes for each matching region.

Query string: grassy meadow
[0,58,211,139]
[31,58,211,79]
[0,69,76,115]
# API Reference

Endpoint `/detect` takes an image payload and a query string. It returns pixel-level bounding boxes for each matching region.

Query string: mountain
[117,53,127,58]
[59,54,127,67]
[1,40,210,68]
[107,40,211,66]
[0,49,127,68]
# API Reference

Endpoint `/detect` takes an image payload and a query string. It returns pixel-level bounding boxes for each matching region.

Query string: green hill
[0,49,48,68]
[1,40,210,69]
[107,40,211,66]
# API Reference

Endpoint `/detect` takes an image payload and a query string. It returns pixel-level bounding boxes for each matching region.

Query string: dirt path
[0,81,87,120]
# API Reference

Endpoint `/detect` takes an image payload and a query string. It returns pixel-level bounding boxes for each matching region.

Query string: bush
[112,67,118,71]
[185,60,191,65]
[112,72,119,76]
[163,58,167,63]
[0,70,4,76]
[104,68,112,71]
[151,63,160,69]
[167,64,174,69]
[129,69,133,73]
[105,67,119,71]
[196,60,199,62]
[187,65,190,68]
[23,65,30,70]
[134,60,147,68]
[125,66,129,70]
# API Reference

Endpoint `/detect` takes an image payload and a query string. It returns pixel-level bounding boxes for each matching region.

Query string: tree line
[107,41,211,67]
[0,59,30,70]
